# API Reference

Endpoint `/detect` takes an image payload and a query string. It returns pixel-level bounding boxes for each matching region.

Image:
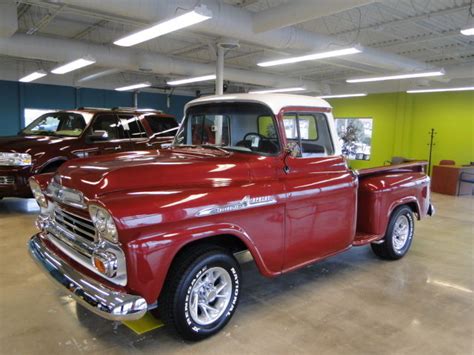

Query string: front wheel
[371,205,415,260]
[158,246,241,341]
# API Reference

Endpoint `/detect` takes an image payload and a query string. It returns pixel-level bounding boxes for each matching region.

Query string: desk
[431,165,474,195]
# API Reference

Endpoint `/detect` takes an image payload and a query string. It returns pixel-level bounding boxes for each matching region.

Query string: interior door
[88,113,128,154]
[280,111,357,271]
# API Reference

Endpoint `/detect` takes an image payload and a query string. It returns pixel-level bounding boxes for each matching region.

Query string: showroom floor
[0,193,472,355]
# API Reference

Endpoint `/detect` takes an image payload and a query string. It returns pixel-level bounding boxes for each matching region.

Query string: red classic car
[28,94,434,341]
[0,107,177,198]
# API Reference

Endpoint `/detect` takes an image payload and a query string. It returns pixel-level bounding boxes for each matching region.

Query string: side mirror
[283,142,301,174]
[285,142,301,158]
[88,130,109,142]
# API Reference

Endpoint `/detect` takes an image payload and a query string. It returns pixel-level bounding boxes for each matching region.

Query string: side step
[353,232,383,246]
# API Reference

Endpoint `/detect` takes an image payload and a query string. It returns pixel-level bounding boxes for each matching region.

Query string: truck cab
[27,94,433,341]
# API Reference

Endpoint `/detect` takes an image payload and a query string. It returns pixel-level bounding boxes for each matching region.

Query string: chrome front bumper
[28,234,147,321]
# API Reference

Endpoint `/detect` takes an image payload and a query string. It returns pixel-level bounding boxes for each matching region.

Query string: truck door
[86,113,129,155]
[279,110,357,271]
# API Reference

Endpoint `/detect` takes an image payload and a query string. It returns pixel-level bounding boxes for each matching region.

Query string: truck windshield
[174,102,280,155]
[21,112,92,137]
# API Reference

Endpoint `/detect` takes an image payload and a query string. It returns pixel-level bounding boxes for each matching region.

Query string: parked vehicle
[28,94,434,341]
[0,108,178,199]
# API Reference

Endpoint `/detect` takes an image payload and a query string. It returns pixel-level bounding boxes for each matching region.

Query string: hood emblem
[197,195,277,217]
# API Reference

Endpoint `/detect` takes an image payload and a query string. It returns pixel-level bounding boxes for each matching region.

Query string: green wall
[330,91,474,171]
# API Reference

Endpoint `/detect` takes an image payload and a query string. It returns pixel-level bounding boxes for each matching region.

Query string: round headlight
[89,205,118,243]
[29,179,48,208]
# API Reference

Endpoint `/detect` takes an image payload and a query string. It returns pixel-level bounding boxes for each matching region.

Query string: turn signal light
[93,257,106,274]
[92,250,118,278]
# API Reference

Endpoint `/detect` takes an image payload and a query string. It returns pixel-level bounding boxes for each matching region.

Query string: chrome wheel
[188,267,233,326]
[392,215,410,251]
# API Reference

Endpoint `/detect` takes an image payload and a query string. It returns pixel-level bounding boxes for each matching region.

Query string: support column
[216,45,225,95]
[133,90,139,108]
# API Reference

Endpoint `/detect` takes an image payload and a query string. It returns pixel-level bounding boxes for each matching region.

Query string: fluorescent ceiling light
[248,87,306,94]
[167,74,216,86]
[460,27,474,36]
[407,86,474,94]
[257,47,361,67]
[347,70,444,83]
[115,82,151,91]
[114,7,212,47]
[51,58,95,74]
[318,93,367,99]
[19,70,47,83]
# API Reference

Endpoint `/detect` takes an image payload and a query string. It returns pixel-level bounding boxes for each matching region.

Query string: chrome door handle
[105,145,121,151]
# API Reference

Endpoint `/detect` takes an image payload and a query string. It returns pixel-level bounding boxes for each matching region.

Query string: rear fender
[388,196,421,220]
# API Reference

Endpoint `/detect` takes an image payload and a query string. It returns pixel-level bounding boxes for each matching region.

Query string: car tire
[157,245,241,341]
[371,205,415,260]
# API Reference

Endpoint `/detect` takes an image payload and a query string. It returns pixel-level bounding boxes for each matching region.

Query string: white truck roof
[186,93,332,114]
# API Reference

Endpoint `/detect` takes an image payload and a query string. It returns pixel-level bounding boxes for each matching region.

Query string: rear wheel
[157,245,241,341]
[371,205,414,260]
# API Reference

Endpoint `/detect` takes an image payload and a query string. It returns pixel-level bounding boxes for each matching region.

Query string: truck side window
[118,115,147,139]
[91,114,125,140]
[144,115,178,135]
[283,113,334,157]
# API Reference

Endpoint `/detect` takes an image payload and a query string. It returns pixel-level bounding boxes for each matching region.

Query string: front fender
[124,222,276,304]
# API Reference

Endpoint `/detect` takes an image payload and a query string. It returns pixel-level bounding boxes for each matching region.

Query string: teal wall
[0,80,193,136]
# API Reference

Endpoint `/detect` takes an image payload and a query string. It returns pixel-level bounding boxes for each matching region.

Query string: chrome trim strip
[46,180,87,210]
[28,235,147,321]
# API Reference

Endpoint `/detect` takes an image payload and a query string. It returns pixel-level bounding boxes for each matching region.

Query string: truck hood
[0,135,77,154]
[56,148,253,198]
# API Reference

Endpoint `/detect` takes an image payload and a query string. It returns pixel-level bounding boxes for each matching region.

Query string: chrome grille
[0,176,15,185]
[53,208,96,242]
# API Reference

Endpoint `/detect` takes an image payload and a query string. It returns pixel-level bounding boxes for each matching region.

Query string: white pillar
[216,45,225,95]
[133,91,139,108]
[215,45,225,145]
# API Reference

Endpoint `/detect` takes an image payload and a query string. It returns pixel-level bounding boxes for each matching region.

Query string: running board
[353,232,383,246]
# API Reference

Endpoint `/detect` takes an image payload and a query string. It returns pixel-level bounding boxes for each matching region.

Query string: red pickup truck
[28,94,434,341]
[0,108,177,199]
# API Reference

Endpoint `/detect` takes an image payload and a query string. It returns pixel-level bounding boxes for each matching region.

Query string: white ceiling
[1,0,473,96]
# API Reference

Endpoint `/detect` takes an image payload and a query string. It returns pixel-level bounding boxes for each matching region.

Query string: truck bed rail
[357,161,428,177]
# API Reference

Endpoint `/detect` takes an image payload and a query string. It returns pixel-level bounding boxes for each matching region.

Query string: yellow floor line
[122,312,165,335]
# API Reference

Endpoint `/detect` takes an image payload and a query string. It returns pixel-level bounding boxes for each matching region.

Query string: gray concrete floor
[0,193,472,354]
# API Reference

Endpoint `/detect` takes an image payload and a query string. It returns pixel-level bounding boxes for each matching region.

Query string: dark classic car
[28,94,434,341]
[0,107,178,198]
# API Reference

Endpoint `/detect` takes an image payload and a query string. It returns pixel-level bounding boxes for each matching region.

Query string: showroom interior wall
[0,80,193,136]
[331,91,474,171]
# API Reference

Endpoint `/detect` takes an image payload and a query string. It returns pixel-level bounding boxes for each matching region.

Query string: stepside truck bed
[354,161,432,243]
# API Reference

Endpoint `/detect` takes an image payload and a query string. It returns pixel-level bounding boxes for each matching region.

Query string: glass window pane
[119,115,147,138]
[175,102,280,155]
[145,116,178,135]
[22,112,87,137]
[91,114,120,140]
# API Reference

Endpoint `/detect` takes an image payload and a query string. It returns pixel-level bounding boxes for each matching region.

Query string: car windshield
[174,102,280,155]
[21,112,92,137]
